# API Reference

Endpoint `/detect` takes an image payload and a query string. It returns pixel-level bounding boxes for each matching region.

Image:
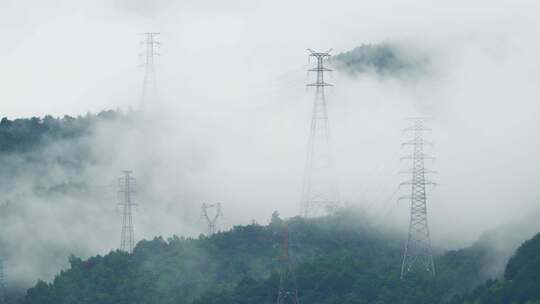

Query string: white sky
[0,0,537,117]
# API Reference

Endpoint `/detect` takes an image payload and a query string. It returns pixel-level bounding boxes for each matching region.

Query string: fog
[1,0,540,286]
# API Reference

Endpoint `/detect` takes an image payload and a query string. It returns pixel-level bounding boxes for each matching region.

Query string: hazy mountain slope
[0,111,136,289]
[19,211,494,304]
[449,233,540,304]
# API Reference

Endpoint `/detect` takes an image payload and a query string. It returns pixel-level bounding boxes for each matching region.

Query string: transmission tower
[139,32,160,108]
[399,118,436,279]
[276,222,299,304]
[201,203,223,236]
[300,48,340,217]
[0,257,6,304]
[119,170,137,253]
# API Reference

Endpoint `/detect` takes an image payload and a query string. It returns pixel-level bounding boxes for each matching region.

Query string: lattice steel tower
[140,32,160,108]
[119,170,137,253]
[300,49,340,217]
[0,257,6,303]
[400,118,436,279]
[276,222,299,304]
[201,203,223,236]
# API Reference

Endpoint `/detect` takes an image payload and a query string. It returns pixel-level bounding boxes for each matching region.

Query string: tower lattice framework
[276,222,299,304]
[400,118,436,279]
[0,257,6,303]
[140,32,160,108]
[201,203,223,236]
[300,48,340,218]
[119,170,137,253]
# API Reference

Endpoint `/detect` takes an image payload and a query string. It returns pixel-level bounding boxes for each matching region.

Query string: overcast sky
[0,0,537,117]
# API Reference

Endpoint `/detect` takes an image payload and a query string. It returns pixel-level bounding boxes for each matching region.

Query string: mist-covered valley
[2,0,540,303]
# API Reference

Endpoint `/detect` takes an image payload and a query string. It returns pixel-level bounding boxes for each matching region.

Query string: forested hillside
[20,211,500,304]
[0,111,121,154]
[0,111,138,292]
[0,110,133,194]
[449,233,540,304]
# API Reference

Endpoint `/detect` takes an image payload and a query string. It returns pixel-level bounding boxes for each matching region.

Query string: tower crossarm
[308,67,332,71]
[306,82,333,87]
[400,153,435,160]
[399,181,438,187]
[401,139,434,147]
[399,169,437,174]
[307,48,333,56]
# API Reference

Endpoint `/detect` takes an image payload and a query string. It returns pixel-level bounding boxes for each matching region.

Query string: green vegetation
[0,110,133,195]
[0,110,137,301]
[332,43,428,77]
[19,211,501,304]
[0,110,124,154]
[449,233,540,304]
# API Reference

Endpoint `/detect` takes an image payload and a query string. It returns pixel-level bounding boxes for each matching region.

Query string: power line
[399,118,436,279]
[201,203,223,236]
[119,170,137,253]
[300,48,340,217]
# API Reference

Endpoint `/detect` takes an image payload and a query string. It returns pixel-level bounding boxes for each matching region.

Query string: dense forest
[14,210,540,304]
[0,110,134,194]
[0,110,128,154]
[449,233,540,304]
[332,43,429,78]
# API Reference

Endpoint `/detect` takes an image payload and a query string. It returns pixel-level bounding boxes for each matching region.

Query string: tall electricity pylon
[119,171,137,253]
[399,118,436,279]
[201,203,223,236]
[276,222,299,304]
[139,32,160,108]
[300,48,340,218]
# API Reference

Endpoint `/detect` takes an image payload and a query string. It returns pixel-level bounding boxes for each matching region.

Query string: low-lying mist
[1,0,540,290]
